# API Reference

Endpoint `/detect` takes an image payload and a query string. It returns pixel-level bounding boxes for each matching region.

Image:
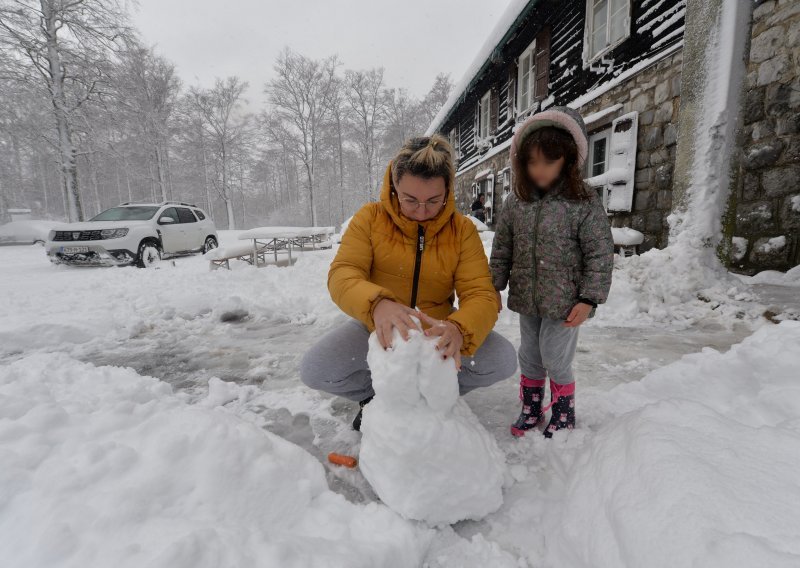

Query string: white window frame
[584,0,631,64]
[516,38,537,116]
[449,125,460,156]
[476,90,492,143]
[587,128,611,179]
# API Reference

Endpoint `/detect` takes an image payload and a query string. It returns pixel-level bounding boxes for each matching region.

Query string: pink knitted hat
[510,105,589,171]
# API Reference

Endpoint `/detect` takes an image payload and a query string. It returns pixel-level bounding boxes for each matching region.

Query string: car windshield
[90,206,159,221]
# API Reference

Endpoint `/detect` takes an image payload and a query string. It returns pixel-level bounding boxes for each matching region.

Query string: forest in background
[0,0,453,229]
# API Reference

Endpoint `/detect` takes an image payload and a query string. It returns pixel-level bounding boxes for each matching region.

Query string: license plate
[62,246,89,253]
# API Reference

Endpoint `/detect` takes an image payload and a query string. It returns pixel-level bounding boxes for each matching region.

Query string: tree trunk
[42,0,83,222]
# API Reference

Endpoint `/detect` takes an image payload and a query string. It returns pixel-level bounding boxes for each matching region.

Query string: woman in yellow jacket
[300,134,517,430]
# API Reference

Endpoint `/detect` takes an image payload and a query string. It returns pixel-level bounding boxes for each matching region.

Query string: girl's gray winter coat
[490,181,614,321]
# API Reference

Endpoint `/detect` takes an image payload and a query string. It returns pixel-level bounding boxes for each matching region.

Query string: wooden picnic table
[206,226,336,269]
[237,226,335,266]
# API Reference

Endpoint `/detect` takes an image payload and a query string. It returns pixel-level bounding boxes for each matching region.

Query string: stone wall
[576,50,684,252]
[730,0,800,273]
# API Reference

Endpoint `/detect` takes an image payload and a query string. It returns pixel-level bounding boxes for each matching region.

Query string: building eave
[425,0,543,136]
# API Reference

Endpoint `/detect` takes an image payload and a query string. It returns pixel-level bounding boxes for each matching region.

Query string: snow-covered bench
[612,227,645,257]
[207,226,335,270]
[205,242,260,270]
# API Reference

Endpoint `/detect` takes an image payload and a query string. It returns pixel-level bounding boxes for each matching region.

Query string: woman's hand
[495,290,503,313]
[373,299,422,349]
[417,312,464,370]
[563,302,592,328]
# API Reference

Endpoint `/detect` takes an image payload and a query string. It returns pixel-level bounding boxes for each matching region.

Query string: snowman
[359,325,507,526]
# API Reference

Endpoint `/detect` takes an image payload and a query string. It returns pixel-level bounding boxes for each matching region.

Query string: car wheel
[136,241,162,268]
[202,236,218,254]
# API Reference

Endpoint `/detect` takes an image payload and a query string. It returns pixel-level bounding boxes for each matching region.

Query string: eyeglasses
[399,197,446,211]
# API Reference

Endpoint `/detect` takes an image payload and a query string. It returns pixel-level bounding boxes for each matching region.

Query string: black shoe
[352,396,374,431]
[543,381,576,438]
[510,375,546,437]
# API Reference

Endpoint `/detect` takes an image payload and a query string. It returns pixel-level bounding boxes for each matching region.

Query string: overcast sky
[131,0,513,107]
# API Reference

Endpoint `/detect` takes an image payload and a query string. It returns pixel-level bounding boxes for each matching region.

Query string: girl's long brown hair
[512,126,590,201]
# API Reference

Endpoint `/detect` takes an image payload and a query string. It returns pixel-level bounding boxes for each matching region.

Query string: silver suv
[46,201,218,267]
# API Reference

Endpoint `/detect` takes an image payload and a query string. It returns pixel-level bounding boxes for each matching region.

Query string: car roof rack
[117,201,199,208]
[160,200,198,208]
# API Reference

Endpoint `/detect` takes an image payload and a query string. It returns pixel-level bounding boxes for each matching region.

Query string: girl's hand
[417,312,464,371]
[373,299,422,349]
[563,302,592,328]
[495,290,503,313]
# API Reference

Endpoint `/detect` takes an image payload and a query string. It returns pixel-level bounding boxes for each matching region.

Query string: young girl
[490,106,614,438]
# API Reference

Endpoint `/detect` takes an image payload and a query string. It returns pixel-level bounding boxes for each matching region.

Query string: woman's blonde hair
[390,134,455,193]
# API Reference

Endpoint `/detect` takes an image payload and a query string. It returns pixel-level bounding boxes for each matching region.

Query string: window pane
[521,53,531,75]
[177,208,197,223]
[610,0,626,15]
[592,138,607,176]
[609,0,628,43]
[90,206,159,221]
[593,0,608,32]
[520,53,531,110]
[610,17,626,43]
[592,26,607,55]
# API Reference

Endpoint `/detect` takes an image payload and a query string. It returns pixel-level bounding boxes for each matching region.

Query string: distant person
[300,134,516,431]
[490,106,614,439]
[470,193,486,223]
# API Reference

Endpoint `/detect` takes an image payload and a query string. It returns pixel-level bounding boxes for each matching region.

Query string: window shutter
[534,27,551,100]
[606,111,638,212]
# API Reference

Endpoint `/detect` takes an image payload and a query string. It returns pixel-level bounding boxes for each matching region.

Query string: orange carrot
[327,452,358,468]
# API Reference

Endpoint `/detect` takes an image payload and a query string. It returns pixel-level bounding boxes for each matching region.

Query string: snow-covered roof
[425,0,540,136]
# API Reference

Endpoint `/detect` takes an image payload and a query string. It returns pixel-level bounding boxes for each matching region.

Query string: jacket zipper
[409,224,425,308]
[531,202,543,315]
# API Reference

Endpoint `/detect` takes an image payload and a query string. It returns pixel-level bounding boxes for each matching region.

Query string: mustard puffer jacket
[328,162,498,356]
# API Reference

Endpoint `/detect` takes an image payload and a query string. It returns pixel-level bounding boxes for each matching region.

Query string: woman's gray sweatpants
[300,319,518,402]
[518,314,580,385]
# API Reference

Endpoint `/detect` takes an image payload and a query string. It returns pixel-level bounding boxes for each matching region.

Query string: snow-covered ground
[1,231,799,567]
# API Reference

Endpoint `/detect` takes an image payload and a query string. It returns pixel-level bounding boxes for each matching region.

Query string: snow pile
[757,235,786,254]
[359,327,507,525]
[595,245,760,327]
[610,226,644,246]
[542,321,800,567]
[745,264,800,286]
[0,353,429,568]
[731,236,748,261]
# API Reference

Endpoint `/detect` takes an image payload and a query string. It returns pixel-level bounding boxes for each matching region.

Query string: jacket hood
[511,105,589,172]
[379,162,456,239]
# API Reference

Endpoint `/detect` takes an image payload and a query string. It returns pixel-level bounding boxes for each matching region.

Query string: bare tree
[419,73,454,128]
[266,48,339,226]
[188,77,250,229]
[0,0,133,221]
[112,40,181,202]
[344,67,387,203]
